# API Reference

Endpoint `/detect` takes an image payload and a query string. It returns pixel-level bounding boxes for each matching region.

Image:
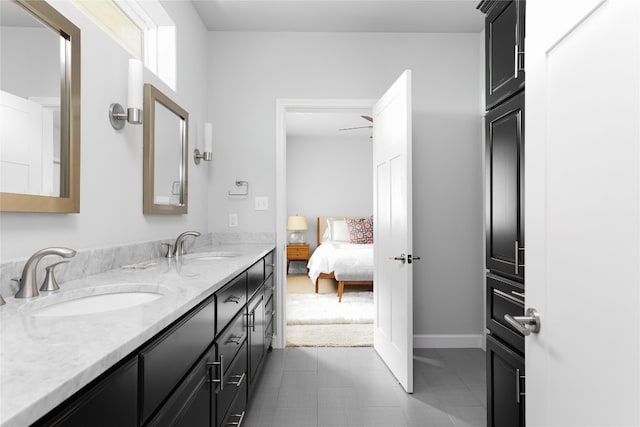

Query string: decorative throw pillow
[327,218,351,242]
[345,217,374,244]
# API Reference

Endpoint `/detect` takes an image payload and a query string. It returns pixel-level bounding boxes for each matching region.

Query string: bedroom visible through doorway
[284,106,375,347]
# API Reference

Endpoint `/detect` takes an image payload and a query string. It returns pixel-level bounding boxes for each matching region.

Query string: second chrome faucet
[164,231,201,258]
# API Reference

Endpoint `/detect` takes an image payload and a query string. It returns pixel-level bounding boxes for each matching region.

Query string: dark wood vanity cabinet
[34,250,276,427]
[480,1,526,425]
[481,0,525,109]
[485,92,525,283]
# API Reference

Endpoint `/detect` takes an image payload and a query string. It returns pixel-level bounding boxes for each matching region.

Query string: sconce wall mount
[109,103,142,129]
[193,149,212,165]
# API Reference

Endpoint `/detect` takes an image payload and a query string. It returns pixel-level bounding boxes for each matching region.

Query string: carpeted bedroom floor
[286,274,373,347]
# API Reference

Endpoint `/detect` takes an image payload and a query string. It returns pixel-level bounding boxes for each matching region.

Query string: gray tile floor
[243,347,486,427]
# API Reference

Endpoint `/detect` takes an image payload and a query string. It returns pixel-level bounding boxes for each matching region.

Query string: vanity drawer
[216,274,247,335]
[264,250,275,280]
[140,296,216,424]
[220,379,247,427]
[216,309,247,375]
[263,274,274,301]
[215,340,248,427]
[486,273,524,353]
[247,259,264,299]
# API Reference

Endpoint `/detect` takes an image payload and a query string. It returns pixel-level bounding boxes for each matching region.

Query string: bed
[307,216,374,302]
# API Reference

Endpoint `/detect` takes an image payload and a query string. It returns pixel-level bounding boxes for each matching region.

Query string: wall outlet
[254,196,269,211]
[229,213,238,227]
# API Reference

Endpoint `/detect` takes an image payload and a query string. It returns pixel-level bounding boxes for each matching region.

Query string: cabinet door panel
[140,296,216,424]
[486,92,525,281]
[248,291,265,393]
[37,357,138,427]
[486,334,525,427]
[147,344,214,427]
[485,0,525,108]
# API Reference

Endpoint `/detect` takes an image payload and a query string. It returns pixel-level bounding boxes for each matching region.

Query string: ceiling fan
[338,115,373,132]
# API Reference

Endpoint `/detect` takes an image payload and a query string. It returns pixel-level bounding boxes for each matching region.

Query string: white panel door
[526,0,640,425]
[0,90,43,194]
[373,70,413,393]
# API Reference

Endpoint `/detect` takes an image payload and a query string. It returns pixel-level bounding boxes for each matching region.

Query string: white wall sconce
[109,59,143,129]
[194,122,213,165]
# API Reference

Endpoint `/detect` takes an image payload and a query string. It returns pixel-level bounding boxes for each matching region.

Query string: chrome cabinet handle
[514,44,519,79]
[226,411,246,426]
[251,311,256,332]
[511,291,525,299]
[227,372,246,387]
[504,308,541,336]
[226,335,244,345]
[389,254,406,264]
[225,295,241,304]
[494,289,524,305]
[207,355,224,390]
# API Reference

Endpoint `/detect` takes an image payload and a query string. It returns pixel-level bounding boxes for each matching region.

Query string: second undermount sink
[183,251,240,261]
[26,284,166,317]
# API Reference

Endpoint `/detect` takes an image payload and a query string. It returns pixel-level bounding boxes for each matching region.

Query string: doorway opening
[275,99,376,348]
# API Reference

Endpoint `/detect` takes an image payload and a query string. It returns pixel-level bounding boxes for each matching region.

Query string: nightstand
[286,243,310,274]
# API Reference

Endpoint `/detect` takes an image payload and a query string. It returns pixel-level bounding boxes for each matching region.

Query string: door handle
[504,308,540,336]
[389,254,406,264]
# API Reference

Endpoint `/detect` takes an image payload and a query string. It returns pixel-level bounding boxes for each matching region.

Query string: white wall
[207,32,484,339]
[0,0,210,261]
[287,135,372,251]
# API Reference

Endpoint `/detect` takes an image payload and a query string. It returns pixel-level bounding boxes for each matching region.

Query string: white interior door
[373,70,413,393]
[526,1,640,425]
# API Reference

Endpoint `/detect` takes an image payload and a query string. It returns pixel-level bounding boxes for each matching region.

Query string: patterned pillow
[345,217,374,244]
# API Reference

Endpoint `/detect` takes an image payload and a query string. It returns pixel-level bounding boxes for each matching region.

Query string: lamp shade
[287,215,308,231]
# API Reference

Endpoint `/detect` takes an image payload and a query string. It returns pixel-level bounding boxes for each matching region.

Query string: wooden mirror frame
[0,0,81,213]
[143,84,189,214]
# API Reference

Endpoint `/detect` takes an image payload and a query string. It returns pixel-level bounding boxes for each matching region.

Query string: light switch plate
[254,196,269,211]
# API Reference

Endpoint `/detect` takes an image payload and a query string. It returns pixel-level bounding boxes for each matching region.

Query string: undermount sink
[183,251,240,261]
[25,284,166,317]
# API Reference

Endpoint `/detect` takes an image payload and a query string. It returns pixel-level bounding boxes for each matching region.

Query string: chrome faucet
[165,231,200,258]
[15,247,77,298]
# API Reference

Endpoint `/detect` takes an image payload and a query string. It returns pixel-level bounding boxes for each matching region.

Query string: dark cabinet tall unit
[479,1,526,426]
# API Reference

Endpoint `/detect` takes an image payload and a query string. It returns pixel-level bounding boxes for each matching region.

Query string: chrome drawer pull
[226,334,244,345]
[514,241,525,274]
[207,355,224,390]
[227,411,246,426]
[493,289,524,305]
[227,372,246,387]
[511,291,525,299]
[225,295,241,304]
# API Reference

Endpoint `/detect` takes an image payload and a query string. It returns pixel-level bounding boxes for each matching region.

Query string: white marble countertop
[0,243,274,427]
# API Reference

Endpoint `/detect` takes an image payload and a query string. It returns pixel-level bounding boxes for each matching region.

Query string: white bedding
[307,242,374,283]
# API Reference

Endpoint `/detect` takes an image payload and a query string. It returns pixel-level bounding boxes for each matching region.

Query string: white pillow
[327,218,350,242]
[320,227,331,243]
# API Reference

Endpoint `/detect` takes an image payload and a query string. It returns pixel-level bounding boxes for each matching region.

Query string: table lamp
[287,215,308,244]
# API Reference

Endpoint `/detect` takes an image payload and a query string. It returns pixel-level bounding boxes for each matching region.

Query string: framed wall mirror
[0,0,81,213]
[143,84,188,214]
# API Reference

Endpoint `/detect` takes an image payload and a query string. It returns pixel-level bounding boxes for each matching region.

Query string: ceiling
[191,0,484,33]
[286,111,373,138]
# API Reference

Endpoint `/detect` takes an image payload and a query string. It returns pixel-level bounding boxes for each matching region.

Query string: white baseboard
[414,334,484,349]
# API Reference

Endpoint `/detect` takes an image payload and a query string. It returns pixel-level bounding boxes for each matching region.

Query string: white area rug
[286,291,374,325]
[287,324,373,347]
